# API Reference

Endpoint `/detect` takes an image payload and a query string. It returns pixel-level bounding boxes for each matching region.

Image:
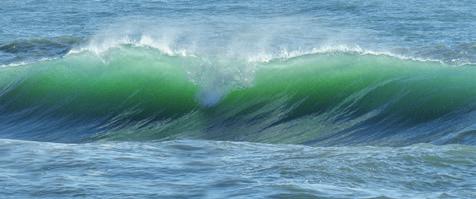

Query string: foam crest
[62,18,452,66]
[247,44,445,64]
[0,57,56,68]
[68,34,192,57]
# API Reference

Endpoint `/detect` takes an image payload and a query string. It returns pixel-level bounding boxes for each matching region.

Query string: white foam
[247,44,445,64]
[63,18,449,65]
[0,57,57,68]
[67,33,193,57]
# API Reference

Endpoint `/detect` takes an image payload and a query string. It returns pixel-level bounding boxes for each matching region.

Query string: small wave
[0,36,82,67]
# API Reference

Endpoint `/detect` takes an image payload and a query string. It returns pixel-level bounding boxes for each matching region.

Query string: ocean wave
[0,46,475,145]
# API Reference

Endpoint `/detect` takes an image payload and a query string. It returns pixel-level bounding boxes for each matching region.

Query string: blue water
[1,0,476,198]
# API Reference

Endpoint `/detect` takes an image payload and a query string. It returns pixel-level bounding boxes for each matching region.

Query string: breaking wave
[1,44,476,146]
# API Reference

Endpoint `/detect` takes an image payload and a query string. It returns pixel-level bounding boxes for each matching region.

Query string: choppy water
[1,0,476,198]
[1,139,475,198]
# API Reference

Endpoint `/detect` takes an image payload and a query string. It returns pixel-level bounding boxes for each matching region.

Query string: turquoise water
[1,0,476,198]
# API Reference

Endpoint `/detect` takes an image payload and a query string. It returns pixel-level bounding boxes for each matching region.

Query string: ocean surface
[1,0,476,198]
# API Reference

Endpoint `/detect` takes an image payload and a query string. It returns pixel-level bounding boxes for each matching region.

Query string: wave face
[1,46,476,145]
